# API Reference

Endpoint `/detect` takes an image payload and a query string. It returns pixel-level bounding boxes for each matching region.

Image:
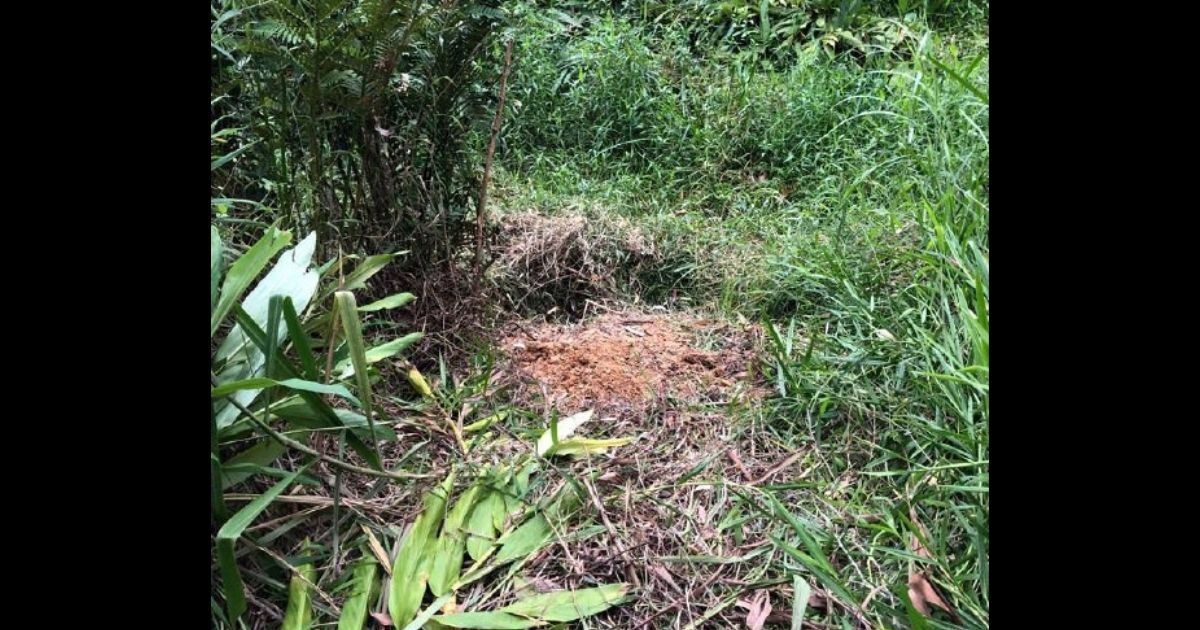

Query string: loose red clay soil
[499,309,762,418]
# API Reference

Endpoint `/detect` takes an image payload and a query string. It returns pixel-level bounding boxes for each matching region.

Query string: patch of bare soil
[499,309,760,418]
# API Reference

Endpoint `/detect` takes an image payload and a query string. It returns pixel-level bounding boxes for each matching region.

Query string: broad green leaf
[512,462,536,499]
[335,332,425,378]
[359,292,416,312]
[214,231,319,362]
[211,225,291,336]
[466,491,503,562]
[430,485,483,596]
[268,398,396,442]
[211,226,223,312]
[217,464,309,621]
[265,297,283,383]
[390,473,454,627]
[535,410,594,456]
[211,377,361,407]
[221,309,383,470]
[337,559,378,630]
[493,514,551,566]
[791,575,811,630]
[335,291,380,453]
[214,232,320,429]
[318,254,397,305]
[400,594,453,630]
[490,488,510,532]
[281,542,315,630]
[343,254,397,290]
[221,439,288,489]
[501,583,629,622]
[211,396,226,522]
[432,612,543,629]
[541,482,584,525]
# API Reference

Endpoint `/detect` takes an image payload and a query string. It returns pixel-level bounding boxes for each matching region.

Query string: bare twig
[474,38,515,291]
[212,373,431,480]
[750,449,807,486]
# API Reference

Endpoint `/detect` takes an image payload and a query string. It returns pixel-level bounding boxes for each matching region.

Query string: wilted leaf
[409,368,434,399]
[361,526,392,575]
[791,576,811,630]
[544,436,634,458]
[907,508,955,619]
[464,410,507,433]
[536,410,594,456]
[907,572,953,618]
[500,583,629,622]
[359,292,416,312]
[737,590,771,630]
[432,611,544,629]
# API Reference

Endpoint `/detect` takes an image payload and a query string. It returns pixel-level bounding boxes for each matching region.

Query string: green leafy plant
[210,224,423,621]
[211,0,509,264]
[382,415,634,628]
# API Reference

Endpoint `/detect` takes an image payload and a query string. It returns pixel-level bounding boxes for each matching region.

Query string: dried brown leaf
[361,525,392,575]
[649,565,684,596]
[907,508,956,619]
[907,572,953,617]
[737,591,772,630]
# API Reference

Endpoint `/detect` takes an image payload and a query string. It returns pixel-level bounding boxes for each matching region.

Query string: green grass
[489,7,988,627]
[212,1,987,627]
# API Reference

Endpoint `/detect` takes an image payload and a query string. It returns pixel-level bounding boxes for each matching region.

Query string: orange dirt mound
[501,311,759,416]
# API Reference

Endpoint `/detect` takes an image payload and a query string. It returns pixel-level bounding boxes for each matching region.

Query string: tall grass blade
[216,463,310,620]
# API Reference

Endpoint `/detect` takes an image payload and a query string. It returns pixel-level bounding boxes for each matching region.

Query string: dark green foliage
[212,0,507,262]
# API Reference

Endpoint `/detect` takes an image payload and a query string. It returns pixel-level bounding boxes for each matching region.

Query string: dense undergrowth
[212,0,988,628]
[494,3,989,627]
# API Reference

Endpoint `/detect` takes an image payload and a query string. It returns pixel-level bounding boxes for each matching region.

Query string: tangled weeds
[230,309,832,629]
[474,310,830,627]
[493,213,659,316]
